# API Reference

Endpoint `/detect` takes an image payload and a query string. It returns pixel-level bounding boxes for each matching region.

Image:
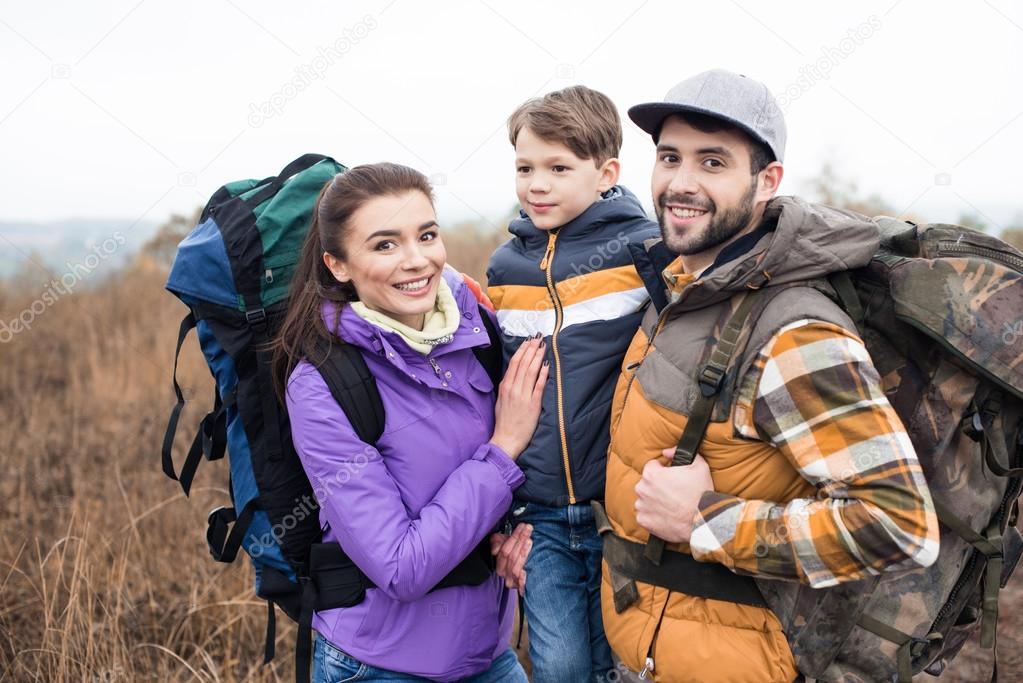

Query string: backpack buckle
[961,410,984,442]
[697,364,726,397]
[245,307,267,327]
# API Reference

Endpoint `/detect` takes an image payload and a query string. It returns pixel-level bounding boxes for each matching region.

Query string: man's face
[651,116,760,258]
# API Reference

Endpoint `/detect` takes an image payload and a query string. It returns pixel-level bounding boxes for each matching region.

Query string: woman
[275,162,546,682]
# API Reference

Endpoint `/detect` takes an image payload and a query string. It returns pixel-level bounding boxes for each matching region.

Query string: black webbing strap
[473,305,504,388]
[515,592,526,649]
[645,291,762,565]
[245,303,284,461]
[594,501,766,612]
[264,599,276,664]
[244,153,330,209]
[857,612,942,683]
[206,498,259,563]
[933,499,1004,649]
[162,311,197,482]
[295,578,317,683]
[176,387,235,496]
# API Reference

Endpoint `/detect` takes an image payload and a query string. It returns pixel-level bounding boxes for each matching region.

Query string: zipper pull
[539,232,557,271]
[638,656,654,679]
[428,358,442,377]
[264,268,274,284]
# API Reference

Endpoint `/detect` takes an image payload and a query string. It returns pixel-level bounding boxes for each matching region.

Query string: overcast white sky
[2,0,1022,239]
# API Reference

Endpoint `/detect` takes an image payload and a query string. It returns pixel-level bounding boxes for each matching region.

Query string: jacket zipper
[639,594,671,679]
[937,240,1023,273]
[540,230,576,504]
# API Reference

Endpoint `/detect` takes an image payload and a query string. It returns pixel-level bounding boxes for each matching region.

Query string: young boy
[486,86,659,683]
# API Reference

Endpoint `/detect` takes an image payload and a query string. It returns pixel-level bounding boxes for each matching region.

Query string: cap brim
[627,102,775,159]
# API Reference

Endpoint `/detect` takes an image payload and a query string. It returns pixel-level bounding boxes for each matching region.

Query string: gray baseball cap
[628,69,786,163]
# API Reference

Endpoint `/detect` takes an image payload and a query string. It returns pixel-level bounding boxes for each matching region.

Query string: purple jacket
[285,269,523,680]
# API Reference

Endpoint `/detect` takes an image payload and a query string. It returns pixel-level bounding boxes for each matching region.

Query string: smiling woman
[271,163,548,682]
[321,190,446,331]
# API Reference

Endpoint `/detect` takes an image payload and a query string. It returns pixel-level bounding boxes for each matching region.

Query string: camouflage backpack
[754,218,1023,682]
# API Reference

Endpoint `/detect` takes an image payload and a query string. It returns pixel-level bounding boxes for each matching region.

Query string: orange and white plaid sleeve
[688,320,940,588]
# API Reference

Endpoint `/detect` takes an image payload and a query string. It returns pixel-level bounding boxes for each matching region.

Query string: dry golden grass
[0,227,1018,682]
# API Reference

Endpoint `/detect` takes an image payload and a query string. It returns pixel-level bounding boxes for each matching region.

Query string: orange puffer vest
[601,198,879,683]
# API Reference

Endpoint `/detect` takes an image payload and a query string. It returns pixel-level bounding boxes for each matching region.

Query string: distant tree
[1000,227,1023,251]
[804,162,897,218]
[140,209,201,267]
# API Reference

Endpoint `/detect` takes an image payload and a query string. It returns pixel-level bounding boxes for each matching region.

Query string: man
[597,69,938,682]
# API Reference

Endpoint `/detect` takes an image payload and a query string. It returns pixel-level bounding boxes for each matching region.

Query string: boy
[486,86,659,683]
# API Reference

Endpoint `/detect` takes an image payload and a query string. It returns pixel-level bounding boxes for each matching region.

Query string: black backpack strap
[206,498,259,563]
[162,311,234,496]
[312,337,385,445]
[472,303,503,388]
[245,154,331,209]
[176,387,233,496]
[244,301,285,461]
[162,311,197,483]
[264,599,276,664]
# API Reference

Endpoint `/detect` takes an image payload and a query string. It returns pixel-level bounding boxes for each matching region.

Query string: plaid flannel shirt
[689,320,940,588]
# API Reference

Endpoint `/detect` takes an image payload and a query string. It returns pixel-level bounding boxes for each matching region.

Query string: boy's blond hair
[507,85,622,166]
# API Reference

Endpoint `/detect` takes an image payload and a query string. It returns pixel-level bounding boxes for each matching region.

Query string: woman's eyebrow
[364,221,438,242]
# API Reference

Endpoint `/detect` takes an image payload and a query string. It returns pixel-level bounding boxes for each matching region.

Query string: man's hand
[634,449,714,544]
[490,523,532,592]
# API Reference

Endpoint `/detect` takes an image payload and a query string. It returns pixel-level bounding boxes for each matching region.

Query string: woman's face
[323,190,446,330]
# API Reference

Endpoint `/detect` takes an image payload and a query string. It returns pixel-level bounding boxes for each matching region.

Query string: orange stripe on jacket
[489,264,644,311]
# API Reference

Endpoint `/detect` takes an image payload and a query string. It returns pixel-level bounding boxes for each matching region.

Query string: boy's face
[514,126,619,231]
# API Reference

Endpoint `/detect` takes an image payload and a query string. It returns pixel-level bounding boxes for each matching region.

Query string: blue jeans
[512,500,614,683]
[312,635,528,682]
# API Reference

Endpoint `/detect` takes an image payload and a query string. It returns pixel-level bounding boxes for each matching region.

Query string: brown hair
[507,85,623,166]
[271,162,434,402]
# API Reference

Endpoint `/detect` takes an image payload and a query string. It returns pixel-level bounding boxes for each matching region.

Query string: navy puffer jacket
[486,186,659,506]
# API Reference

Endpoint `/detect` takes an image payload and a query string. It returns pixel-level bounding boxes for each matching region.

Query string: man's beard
[656,180,757,256]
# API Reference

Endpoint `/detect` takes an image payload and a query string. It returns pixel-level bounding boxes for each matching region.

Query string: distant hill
[0,217,160,279]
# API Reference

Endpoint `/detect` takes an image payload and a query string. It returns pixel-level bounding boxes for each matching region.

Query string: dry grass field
[0,225,1019,682]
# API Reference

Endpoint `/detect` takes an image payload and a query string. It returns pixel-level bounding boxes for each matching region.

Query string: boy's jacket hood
[508,185,647,243]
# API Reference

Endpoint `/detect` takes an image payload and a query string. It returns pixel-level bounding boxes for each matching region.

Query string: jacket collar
[507,185,646,247]
[323,269,491,374]
[633,196,880,313]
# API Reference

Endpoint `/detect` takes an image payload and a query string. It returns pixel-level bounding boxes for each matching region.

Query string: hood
[508,185,649,244]
[672,196,880,312]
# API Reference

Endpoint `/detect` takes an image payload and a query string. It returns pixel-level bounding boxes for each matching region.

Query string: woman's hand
[490,523,532,592]
[490,334,549,460]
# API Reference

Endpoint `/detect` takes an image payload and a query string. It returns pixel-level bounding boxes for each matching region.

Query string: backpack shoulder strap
[312,303,500,445]
[310,338,385,445]
[472,303,503,388]
[644,289,763,565]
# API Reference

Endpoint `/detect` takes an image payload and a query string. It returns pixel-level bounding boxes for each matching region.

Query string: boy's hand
[490,523,533,592]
